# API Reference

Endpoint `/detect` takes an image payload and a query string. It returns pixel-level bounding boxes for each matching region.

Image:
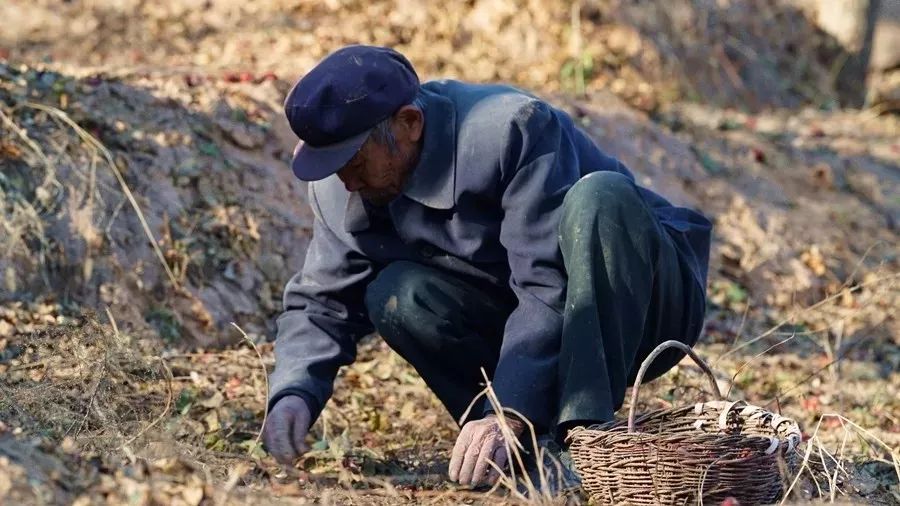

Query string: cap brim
[291,129,371,182]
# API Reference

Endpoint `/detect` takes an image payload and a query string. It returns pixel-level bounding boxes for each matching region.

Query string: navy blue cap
[284,45,420,181]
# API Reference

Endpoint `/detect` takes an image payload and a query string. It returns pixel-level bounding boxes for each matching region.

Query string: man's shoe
[518,434,582,496]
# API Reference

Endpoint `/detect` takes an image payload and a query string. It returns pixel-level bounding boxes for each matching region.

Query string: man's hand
[263,395,312,465]
[449,414,526,487]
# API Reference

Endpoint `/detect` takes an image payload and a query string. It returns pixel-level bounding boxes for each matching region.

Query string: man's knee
[564,171,644,216]
[365,261,430,342]
[560,171,654,244]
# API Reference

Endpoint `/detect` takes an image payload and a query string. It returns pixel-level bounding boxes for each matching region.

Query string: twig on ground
[91,395,136,464]
[71,366,107,439]
[766,313,890,404]
[782,416,824,504]
[231,322,269,450]
[721,300,752,361]
[720,271,899,361]
[103,196,127,244]
[781,413,900,504]
[830,414,900,482]
[0,107,56,178]
[831,429,851,502]
[104,306,120,340]
[726,333,796,398]
[121,356,173,448]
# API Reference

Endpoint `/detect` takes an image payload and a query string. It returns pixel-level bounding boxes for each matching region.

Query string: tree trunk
[813,0,882,107]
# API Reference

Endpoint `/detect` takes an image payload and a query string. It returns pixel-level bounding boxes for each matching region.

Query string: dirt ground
[1,0,898,504]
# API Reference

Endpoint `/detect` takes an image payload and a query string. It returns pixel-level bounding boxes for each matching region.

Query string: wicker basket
[566,340,802,505]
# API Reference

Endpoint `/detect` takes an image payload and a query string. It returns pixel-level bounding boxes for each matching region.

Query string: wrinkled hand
[449,414,526,487]
[262,395,312,465]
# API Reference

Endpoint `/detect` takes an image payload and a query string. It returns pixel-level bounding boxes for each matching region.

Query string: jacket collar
[343,192,370,233]
[400,88,456,210]
[343,87,457,232]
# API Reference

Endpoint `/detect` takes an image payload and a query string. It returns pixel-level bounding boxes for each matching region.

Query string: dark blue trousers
[364,172,706,438]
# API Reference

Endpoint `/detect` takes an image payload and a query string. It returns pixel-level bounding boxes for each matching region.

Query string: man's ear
[393,105,424,143]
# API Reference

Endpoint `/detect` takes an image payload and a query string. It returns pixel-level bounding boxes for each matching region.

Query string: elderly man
[263,45,711,488]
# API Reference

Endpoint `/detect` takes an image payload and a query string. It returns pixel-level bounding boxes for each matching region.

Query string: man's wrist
[486,412,527,437]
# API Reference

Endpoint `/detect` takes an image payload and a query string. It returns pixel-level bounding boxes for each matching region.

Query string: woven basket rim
[566,342,803,505]
[568,400,803,456]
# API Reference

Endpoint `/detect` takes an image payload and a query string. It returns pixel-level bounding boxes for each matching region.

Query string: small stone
[61,437,77,453]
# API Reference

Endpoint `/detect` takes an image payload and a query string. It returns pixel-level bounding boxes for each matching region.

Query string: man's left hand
[449,414,526,487]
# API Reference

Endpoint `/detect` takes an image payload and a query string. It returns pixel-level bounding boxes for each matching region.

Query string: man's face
[336,107,423,206]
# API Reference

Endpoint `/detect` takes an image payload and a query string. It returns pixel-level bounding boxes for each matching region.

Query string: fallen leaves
[801,246,828,277]
[0,2,898,504]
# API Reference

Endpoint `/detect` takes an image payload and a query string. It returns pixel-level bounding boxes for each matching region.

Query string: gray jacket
[268,80,712,429]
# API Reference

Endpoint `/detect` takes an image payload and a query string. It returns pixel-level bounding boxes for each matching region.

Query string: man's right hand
[262,395,312,465]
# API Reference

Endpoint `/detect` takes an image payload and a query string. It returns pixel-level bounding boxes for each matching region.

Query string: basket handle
[627,340,724,433]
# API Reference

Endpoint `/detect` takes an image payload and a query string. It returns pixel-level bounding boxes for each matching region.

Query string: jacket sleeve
[267,184,376,424]
[486,100,581,432]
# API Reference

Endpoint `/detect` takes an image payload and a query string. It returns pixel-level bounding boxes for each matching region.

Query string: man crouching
[262,45,711,489]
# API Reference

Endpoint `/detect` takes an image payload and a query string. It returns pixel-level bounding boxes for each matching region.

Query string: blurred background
[0,1,898,504]
[3,0,899,110]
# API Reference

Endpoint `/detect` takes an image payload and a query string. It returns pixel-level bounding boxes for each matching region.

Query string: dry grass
[455,370,576,504]
[0,304,585,503]
[1,315,167,456]
[2,288,897,504]
[0,106,58,292]
[784,414,900,504]
[1,97,180,294]
[23,101,181,291]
